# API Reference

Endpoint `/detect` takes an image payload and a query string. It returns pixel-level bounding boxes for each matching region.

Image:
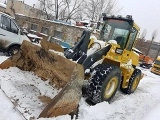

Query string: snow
[15,13,25,16]
[143,104,160,120]
[39,32,48,37]
[27,33,43,39]
[0,54,160,120]
[0,2,6,8]
[79,20,90,24]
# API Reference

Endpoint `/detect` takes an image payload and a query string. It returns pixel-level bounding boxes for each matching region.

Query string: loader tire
[85,64,121,104]
[120,68,142,94]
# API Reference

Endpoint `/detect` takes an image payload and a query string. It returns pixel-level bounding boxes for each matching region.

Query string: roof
[0,2,6,8]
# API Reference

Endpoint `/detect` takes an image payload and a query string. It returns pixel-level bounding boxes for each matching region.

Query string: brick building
[15,14,90,46]
[135,38,160,59]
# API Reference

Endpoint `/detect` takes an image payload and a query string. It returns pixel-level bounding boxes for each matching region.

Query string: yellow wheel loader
[0,14,143,118]
[64,14,143,104]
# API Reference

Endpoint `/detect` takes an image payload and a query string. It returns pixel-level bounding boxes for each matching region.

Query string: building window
[31,24,38,31]
[41,27,49,35]
[25,5,30,10]
[54,30,62,39]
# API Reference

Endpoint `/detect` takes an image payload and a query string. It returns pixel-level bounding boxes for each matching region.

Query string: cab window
[126,27,138,51]
[99,19,131,49]
[112,28,129,48]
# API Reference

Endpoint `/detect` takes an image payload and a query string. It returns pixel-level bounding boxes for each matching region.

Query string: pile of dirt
[0,40,84,118]
[0,40,81,88]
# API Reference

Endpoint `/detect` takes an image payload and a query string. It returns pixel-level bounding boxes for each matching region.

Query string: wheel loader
[64,14,143,104]
[0,14,143,119]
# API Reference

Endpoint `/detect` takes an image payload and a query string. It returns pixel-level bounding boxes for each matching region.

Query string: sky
[118,0,160,42]
[0,0,160,42]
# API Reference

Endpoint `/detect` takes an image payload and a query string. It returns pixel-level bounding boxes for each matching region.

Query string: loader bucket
[39,64,84,118]
[0,40,84,118]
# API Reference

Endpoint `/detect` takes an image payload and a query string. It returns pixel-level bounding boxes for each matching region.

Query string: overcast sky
[0,0,160,42]
[119,0,160,42]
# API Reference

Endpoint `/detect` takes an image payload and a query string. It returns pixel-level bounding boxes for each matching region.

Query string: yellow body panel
[102,43,136,88]
[133,23,140,31]
[88,20,141,89]
[131,51,139,66]
[151,56,160,75]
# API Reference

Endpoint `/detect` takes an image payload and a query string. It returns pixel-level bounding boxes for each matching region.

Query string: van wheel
[85,64,121,104]
[8,45,20,56]
[120,69,142,94]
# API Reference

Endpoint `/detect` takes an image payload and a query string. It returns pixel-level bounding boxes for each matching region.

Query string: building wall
[15,14,94,45]
[17,14,160,58]
[6,0,47,19]
[0,6,6,12]
[135,38,160,59]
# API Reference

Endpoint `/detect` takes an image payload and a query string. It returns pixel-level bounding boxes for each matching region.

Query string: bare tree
[140,29,147,40]
[151,29,158,40]
[63,0,84,22]
[10,0,15,16]
[146,29,158,56]
[73,6,84,21]
[37,0,55,20]
[84,0,121,21]
[151,29,160,59]
[37,0,84,21]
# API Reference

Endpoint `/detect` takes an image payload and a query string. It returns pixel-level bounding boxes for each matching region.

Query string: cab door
[121,49,131,63]
[0,15,20,49]
[122,27,138,63]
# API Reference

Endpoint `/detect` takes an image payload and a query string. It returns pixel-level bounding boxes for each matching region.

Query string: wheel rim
[13,49,19,55]
[104,77,118,99]
[132,76,140,91]
[9,47,19,55]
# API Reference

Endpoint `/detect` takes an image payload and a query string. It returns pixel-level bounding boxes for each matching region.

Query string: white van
[0,12,30,55]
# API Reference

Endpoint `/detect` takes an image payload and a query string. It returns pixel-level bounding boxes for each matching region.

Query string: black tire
[120,68,142,94]
[7,45,20,56]
[85,64,121,104]
[139,63,143,67]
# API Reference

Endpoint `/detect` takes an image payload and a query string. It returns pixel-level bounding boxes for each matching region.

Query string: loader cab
[99,15,139,50]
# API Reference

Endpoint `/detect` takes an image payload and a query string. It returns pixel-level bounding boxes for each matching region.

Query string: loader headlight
[115,48,123,54]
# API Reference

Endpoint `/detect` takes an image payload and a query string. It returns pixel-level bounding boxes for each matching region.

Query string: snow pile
[27,33,43,39]
[0,2,6,8]
[0,67,61,119]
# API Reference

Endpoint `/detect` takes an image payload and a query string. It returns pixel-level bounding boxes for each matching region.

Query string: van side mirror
[18,29,24,35]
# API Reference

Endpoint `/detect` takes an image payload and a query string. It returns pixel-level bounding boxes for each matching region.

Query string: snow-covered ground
[0,54,160,120]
